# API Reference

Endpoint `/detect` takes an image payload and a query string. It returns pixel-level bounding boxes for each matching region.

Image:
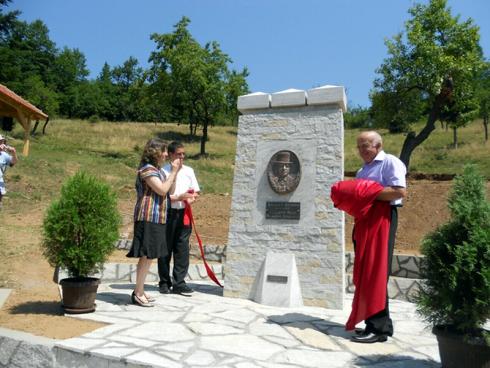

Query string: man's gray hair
[360,131,383,147]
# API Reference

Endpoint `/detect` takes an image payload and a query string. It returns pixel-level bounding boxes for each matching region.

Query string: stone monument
[224,85,347,309]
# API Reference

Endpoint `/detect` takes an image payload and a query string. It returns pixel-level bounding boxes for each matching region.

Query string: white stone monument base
[252,251,303,308]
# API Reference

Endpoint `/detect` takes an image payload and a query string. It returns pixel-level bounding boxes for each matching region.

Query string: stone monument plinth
[224,85,347,309]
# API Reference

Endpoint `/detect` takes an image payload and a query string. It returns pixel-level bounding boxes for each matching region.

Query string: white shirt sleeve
[188,167,200,192]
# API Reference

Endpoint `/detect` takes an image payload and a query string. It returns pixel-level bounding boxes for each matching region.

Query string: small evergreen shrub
[42,171,121,278]
[416,165,490,341]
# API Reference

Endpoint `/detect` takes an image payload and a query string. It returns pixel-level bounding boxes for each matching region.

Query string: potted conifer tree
[416,165,490,367]
[42,171,121,313]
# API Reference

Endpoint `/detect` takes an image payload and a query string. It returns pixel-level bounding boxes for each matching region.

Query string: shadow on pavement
[104,282,223,298]
[9,301,64,315]
[352,354,440,367]
[266,312,350,339]
[96,292,132,305]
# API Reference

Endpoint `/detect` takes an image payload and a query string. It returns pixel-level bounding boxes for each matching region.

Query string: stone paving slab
[56,281,441,368]
[0,289,11,309]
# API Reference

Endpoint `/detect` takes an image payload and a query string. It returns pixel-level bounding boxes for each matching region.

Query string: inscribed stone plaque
[265,202,300,220]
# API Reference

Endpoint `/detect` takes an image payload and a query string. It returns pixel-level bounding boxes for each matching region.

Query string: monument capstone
[224,85,347,309]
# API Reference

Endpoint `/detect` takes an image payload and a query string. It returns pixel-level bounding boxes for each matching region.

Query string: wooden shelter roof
[0,83,48,121]
[0,83,49,156]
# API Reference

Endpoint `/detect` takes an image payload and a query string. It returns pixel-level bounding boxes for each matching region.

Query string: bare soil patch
[0,180,488,339]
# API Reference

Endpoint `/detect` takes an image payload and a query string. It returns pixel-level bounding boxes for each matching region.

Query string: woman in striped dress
[126,138,181,306]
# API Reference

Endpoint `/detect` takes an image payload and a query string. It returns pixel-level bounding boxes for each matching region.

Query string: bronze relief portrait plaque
[267,150,301,194]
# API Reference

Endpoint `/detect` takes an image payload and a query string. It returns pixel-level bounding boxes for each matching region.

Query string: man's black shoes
[351,332,388,343]
[172,284,194,296]
[354,328,366,336]
[160,283,194,295]
[159,284,171,294]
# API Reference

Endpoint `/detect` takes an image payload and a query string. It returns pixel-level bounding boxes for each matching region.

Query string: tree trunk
[452,127,458,148]
[484,117,488,142]
[42,118,50,134]
[200,120,208,156]
[31,120,39,134]
[399,89,450,170]
[399,106,442,170]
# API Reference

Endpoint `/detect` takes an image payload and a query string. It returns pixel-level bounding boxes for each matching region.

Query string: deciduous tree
[476,62,490,142]
[371,0,484,169]
[149,16,248,155]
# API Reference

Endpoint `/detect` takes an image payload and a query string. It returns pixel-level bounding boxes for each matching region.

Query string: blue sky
[10,0,490,108]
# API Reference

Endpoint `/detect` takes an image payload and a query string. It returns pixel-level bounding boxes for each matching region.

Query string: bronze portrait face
[267,150,301,194]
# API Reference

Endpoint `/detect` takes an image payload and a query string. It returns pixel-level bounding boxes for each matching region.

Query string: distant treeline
[0,1,249,130]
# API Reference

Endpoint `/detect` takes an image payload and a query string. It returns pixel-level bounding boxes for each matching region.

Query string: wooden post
[15,109,31,156]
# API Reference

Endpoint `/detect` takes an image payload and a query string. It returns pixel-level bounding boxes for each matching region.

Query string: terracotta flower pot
[60,277,100,314]
[433,326,490,368]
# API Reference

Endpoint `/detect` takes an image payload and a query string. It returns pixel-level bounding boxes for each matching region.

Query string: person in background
[158,141,199,296]
[0,134,18,209]
[126,138,181,307]
[350,130,407,343]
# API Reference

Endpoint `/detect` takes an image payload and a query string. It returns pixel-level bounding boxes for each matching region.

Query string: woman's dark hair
[140,138,168,168]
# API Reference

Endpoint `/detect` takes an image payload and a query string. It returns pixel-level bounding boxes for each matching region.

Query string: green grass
[3,120,239,211]
[344,120,490,176]
[2,117,489,213]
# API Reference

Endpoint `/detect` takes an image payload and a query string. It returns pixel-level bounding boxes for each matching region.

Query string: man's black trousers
[158,208,191,289]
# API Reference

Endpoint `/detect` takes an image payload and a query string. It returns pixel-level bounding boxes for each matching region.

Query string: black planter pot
[60,277,100,314]
[433,326,490,368]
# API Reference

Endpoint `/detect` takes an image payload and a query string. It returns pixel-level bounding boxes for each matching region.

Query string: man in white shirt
[158,142,199,295]
[351,131,407,343]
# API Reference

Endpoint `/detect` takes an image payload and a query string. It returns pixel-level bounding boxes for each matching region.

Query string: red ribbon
[184,203,223,287]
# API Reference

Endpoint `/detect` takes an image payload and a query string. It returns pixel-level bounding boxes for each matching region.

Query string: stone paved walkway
[57,281,441,368]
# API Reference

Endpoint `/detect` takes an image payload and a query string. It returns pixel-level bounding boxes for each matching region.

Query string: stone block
[0,337,19,366]
[252,251,303,307]
[189,264,206,280]
[306,85,347,112]
[0,328,56,368]
[10,342,55,368]
[270,89,306,107]
[237,92,270,112]
[0,289,11,309]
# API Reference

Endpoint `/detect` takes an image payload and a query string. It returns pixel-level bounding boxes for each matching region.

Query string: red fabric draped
[184,203,223,287]
[330,179,391,331]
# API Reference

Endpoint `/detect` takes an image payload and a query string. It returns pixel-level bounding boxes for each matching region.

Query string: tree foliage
[149,17,249,155]
[371,0,484,169]
[343,105,373,129]
[476,61,490,141]
[0,3,249,146]
[42,171,121,278]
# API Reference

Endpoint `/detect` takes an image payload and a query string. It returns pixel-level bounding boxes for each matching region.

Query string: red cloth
[330,179,391,331]
[183,205,191,226]
[184,201,223,287]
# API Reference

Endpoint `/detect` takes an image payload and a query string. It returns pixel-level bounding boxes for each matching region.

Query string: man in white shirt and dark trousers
[351,131,407,343]
[158,141,199,295]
